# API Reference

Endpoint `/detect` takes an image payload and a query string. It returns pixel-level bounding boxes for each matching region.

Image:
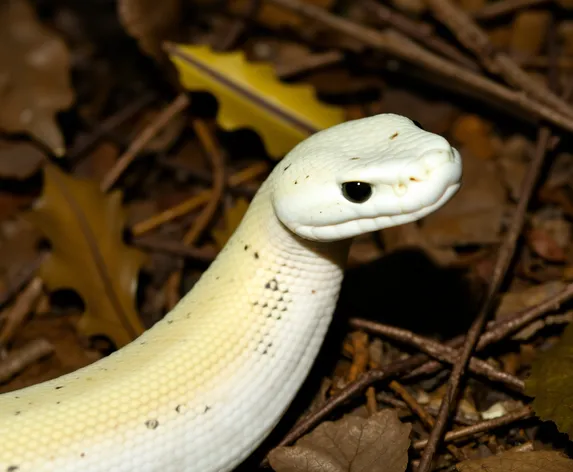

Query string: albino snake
[0,114,462,472]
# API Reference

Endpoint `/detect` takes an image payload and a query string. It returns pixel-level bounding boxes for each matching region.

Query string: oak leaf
[456,451,573,471]
[0,0,73,155]
[29,164,146,347]
[268,409,410,472]
[166,44,344,158]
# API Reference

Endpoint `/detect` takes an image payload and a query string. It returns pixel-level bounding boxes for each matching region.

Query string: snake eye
[342,181,372,203]
[412,120,425,130]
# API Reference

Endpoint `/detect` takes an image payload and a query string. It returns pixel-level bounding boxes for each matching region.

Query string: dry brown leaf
[419,149,505,246]
[29,164,146,348]
[211,198,250,250]
[456,451,573,471]
[0,0,73,155]
[118,0,182,60]
[268,409,411,472]
[0,140,44,179]
[526,228,567,263]
[496,281,568,340]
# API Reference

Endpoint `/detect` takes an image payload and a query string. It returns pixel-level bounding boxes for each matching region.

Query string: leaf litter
[2,0,573,470]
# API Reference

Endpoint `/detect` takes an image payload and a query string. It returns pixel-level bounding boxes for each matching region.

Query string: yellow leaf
[166,44,345,158]
[29,164,146,347]
[211,198,250,250]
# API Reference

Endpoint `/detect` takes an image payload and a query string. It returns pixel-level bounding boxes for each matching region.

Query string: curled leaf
[166,44,345,158]
[456,451,573,471]
[268,409,411,472]
[29,165,146,347]
[0,0,74,155]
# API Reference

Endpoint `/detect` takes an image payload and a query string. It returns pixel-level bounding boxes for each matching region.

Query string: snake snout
[401,147,457,183]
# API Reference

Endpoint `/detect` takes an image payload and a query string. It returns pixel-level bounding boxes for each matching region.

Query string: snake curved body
[0,114,462,472]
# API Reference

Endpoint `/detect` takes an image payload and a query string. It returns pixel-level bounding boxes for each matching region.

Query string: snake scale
[0,114,462,472]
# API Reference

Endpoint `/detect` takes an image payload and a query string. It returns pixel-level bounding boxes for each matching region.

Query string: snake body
[0,114,462,472]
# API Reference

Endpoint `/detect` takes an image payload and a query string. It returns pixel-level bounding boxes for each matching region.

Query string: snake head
[272,113,462,242]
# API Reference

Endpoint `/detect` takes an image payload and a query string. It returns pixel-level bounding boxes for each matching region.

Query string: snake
[0,114,462,472]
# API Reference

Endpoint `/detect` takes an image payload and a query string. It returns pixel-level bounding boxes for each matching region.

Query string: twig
[412,406,533,449]
[131,162,269,236]
[389,380,466,460]
[0,254,46,309]
[68,92,156,164]
[424,0,573,120]
[265,0,573,133]
[132,236,217,262]
[0,338,54,384]
[349,319,525,392]
[417,60,557,472]
[0,277,44,347]
[100,93,190,192]
[407,280,573,379]
[473,0,550,21]
[183,120,226,245]
[361,0,478,70]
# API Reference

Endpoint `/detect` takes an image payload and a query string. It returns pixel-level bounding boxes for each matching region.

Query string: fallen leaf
[526,314,573,437]
[496,281,569,340]
[211,198,250,250]
[166,44,345,158]
[451,114,496,160]
[526,228,567,263]
[0,140,45,179]
[0,0,74,155]
[456,451,573,471]
[268,409,410,472]
[419,150,506,246]
[118,0,183,59]
[29,164,146,348]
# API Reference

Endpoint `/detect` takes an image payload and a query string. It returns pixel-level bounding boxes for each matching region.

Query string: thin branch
[0,338,54,384]
[473,0,550,21]
[417,59,558,472]
[131,162,268,236]
[100,93,190,192]
[362,0,478,70]
[425,0,573,120]
[412,406,533,449]
[265,0,573,133]
[349,319,525,392]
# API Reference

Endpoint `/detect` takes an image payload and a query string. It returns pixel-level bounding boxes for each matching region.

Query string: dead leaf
[419,150,506,246]
[456,451,573,471]
[166,44,345,158]
[526,228,567,263]
[268,409,411,472]
[451,114,496,160]
[118,0,182,60]
[0,0,74,155]
[496,281,568,340]
[211,198,250,250]
[29,164,146,347]
[526,309,573,438]
[0,140,45,179]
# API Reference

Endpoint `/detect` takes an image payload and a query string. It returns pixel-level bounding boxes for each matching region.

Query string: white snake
[0,114,462,472]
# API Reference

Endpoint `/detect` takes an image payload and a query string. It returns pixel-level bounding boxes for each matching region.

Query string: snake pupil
[342,182,372,203]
